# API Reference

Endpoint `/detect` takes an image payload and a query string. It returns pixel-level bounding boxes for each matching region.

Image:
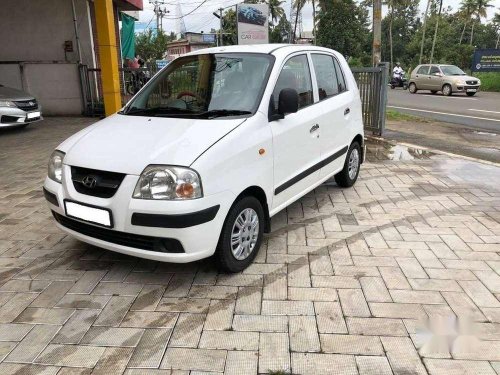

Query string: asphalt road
[387,89,500,133]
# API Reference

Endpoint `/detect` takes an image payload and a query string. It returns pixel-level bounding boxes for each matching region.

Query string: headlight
[133,165,202,200]
[48,150,65,183]
[454,79,466,85]
[477,80,481,85]
[0,100,15,108]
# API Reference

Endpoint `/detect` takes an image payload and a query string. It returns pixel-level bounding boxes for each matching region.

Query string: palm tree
[459,0,475,44]
[292,0,306,42]
[429,0,443,63]
[419,0,431,64]
[493,12,500,48]
[268,0,285,27]
[470,0,493,45]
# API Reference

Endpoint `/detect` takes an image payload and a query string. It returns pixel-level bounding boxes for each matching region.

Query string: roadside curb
[366,135,500,168]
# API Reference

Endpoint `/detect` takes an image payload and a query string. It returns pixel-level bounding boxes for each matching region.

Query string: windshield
[441,65,466,76]
[123,53,274,119]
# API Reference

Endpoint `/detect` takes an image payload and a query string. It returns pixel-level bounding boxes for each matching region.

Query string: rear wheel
[409,82,417,94]
[442,84,452,96]
[215,196,264,273]
[335,142,361,188]
[466,92,476,97]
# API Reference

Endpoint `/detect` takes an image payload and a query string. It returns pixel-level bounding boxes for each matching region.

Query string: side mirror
[278,88,299,116]
[433,72,442,77]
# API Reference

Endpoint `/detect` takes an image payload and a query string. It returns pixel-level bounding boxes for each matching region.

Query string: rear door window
[311,54,339,101]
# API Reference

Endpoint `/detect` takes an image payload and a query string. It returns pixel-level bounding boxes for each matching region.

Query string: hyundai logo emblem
[82,176,97,189]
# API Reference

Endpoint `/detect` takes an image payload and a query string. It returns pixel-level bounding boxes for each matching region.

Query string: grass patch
[473,72,500,92]
[386,109,429,123]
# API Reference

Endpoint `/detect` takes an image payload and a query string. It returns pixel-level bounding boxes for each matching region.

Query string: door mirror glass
[278,88,299,116]
[433,72,442,77]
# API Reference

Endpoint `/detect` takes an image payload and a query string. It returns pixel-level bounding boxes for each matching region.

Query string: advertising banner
[237,3,269,45]
[471,49,500,72]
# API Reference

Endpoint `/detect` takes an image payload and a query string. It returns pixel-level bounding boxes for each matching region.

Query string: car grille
[53,211,185,253]
[466,80,478,85]
[14,99,38,111]
[71,166,125,198]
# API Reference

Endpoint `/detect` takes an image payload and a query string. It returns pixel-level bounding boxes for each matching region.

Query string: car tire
[215,196,264,273]
[409,83,417,94]
[335,142,361,188]
[442,84,452,96]
[430,90,437,94]
[466,92,476,97]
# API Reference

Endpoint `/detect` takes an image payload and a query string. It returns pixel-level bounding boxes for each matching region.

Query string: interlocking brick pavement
[0,118,499,374]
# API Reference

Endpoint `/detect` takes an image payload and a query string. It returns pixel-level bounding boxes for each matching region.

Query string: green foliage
[473,72,500,91]
[270,16,291,43]
[316,0,371,61]
[135,29,175,62]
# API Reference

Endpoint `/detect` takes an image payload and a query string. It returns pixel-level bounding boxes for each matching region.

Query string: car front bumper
[452,84,480,93]
[0,106,42,128]
[43,165,235,263]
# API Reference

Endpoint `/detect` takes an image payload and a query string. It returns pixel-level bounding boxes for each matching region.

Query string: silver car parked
[0,85,42,129]
[408,64,480,97]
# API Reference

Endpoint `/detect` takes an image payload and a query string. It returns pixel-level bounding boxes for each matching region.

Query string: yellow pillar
[94,0,121,116]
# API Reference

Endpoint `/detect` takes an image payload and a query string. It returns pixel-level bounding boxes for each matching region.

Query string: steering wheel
[176,91,205,106]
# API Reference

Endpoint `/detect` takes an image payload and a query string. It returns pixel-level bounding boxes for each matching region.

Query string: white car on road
[44,44,364,272]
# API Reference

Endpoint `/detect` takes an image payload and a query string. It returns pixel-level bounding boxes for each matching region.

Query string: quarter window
[311,54,339,100]
[272,55,313,110]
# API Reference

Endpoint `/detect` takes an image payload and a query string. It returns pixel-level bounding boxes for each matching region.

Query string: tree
[419,0,431,64]
[221,8,237,46]
[470,0,493,45]
[268,0,285,26]
[270,15,291,42]
[316,0,371,60]
[429,0,443,63]
[458,0,475,44]
[493,12,500,48]
[135,29,175,62]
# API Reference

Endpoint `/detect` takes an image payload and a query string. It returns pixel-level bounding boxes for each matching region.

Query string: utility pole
[150,0,169,32]
[372,0,382,66]
[213,8,224,46]
[419,0,431,64]
[429,0,443,64]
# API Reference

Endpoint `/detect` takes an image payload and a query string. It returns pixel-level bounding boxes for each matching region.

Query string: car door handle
[344,108,350,116]
[310,124,319,133]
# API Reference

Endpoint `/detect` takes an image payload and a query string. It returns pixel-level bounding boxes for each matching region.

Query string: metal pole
[219,8,224,46]
[71,0,83,64]
[429,0,443,64]
[372,0,382,66]
[377,62,389,136]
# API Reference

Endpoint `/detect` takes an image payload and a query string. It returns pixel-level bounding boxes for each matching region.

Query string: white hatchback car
[44,44,364,272]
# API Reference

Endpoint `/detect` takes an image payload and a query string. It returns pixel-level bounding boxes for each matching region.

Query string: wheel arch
[351,134,365,164]
[234,186,271,233]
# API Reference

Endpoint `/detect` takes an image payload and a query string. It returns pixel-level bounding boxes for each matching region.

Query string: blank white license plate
[27,111,41,119]
[65,201,112,227]
[466,89,477,92]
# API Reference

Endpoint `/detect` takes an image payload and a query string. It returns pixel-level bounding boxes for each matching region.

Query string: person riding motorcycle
[393,63,404,84]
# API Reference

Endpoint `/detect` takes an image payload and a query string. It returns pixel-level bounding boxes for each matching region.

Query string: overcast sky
[136,0,500,34]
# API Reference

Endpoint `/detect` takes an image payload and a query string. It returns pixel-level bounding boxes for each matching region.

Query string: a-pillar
[94,0,121,116]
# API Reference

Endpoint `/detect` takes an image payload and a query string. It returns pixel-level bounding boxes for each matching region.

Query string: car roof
[185,44,339,57]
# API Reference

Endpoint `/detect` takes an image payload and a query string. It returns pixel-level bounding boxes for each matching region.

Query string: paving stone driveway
[0,117,499,375]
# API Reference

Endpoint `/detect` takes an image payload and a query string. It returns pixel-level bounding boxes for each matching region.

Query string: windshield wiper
[122,106,192,116]
[198,109,252,118]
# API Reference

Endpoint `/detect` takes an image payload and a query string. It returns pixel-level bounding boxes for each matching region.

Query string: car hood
[62,114,246,175]
[0,86,34,100]
[446,75,478,82]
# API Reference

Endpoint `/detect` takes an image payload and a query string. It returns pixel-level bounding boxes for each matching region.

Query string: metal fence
[79,65,159,116]
[351,63,389,136]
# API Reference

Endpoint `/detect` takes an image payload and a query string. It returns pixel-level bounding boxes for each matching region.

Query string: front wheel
[409,82,417,94]
[335,142,361,188]
[466,92,476,97]
[442,84,452,96]
[216,196,264,273]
